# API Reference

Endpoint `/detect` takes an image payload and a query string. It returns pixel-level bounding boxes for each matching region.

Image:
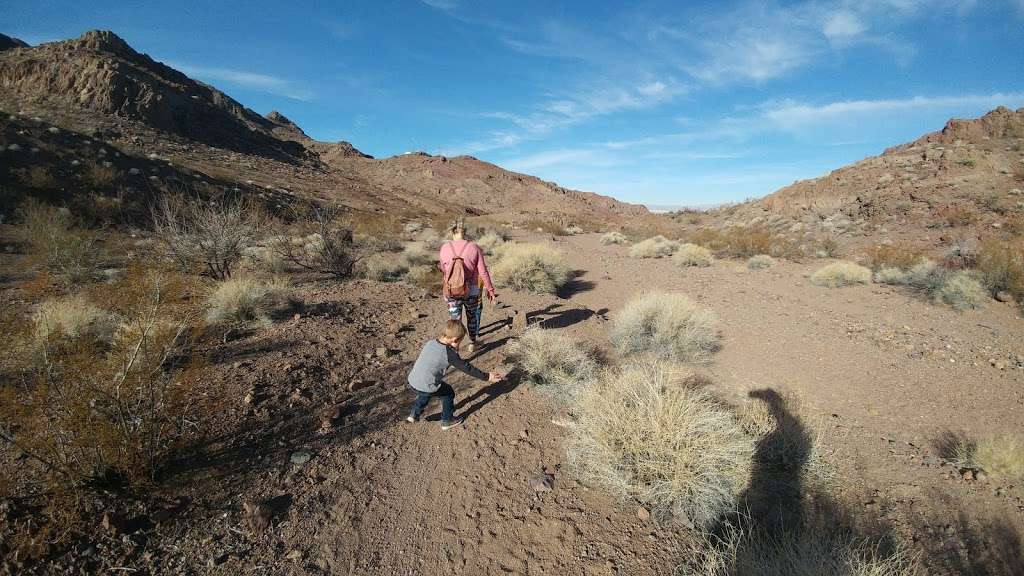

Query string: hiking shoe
[406,415,419,423]
[440,417,464,431]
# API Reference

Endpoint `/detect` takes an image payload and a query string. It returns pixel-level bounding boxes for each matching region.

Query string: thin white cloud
[172,63,315,101]
[420,0,459,11]
[823,10,867,45]
[761,93,1024,129]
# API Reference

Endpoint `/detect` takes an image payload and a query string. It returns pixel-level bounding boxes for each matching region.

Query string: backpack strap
[447,240,469,260]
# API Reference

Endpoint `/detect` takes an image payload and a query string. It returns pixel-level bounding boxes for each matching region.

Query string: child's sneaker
[406,415,418,423]
[440,417,464,431]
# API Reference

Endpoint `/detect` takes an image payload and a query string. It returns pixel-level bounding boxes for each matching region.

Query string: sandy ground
[5,232,1024,575]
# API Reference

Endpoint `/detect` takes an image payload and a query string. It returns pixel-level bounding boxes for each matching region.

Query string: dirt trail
[167,234,1023,574]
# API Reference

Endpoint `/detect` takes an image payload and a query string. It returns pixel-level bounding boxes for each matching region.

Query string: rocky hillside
[0,30,647,228]
[687,107,1024,255]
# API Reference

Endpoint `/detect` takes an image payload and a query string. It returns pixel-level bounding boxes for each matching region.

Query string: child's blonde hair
[440,319,467,341]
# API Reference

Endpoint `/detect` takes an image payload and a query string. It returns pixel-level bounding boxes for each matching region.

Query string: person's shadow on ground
[741,388,813,531]
[453,367,523,420]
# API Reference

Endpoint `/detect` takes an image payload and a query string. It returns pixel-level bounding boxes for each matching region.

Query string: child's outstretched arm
[445,348,489,381]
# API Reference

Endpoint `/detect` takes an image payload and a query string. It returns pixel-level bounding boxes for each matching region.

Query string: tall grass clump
[977,238,1024,301]
[600,231,629,245]
[360,253,410,281]
[491,243,570,294]
[476,231,507,254]
[680,519,923,576]
[810,261,872,288]
[509,326,599,402]
[747,254,775,270]
[673,243,713,267]
[568,361,753,529]
[629,235,679,259]
[975,436,1024,480]
[205,277,297,325]
[610,292,719,363]
[933,272,987,310]
[33,296,116,345]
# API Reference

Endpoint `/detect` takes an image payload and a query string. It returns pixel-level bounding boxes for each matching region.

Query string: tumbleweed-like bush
[491,243,570,294]
[205,277,298,325]
[975,435,1024,480]
[600,231,629,245]
[933,271,987,310]
[673,243,714,267]
[610,292,720,363]
[568,361,753,529]
[629,235,679,259]
[811,261,872,288]
[33,295,117,345]
[476,231,507,254]
[746,254,775,270]
[509,326,599,402]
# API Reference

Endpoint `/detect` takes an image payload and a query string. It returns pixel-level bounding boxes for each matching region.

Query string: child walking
[407,320,502,430]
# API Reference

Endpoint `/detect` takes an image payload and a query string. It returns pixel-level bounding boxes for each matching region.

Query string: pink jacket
[439,240,494,294]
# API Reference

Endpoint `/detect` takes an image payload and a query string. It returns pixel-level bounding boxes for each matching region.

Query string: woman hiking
[438,218,495,353]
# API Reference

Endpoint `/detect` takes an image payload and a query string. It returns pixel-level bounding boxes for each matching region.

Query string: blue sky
[4,0,1024,207]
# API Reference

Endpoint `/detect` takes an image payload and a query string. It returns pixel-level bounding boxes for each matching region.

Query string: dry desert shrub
[747,254,775,270]
[567,361,753,529]
[32,295,116,345]
[976,238,1024,301]
[16,200,105,284]
[680,519,924,576]
[933,272,987,310]
[491,243,570,294]
[610,292,719,363]
[361,253,410,281]
[403,264,439,291]
[936,204,977,227]
[722,225,774,258]
[17,166,58,190]
[629,235,679,258]
[81,163,119,189]
[600,231,629,245]
[271,205,359,279]
[0,266,208,485]
[205,277,298,325]
[866,244,923,271]
[975,436,1024,480]
[673,243,713,267]
[509,326,600,402]
[811,261,872,288]
[152,193,261,280]
[400,241,436,267]
[564,224,584,235]
[932,430,977,469]
[874,267,908,285]
[476,231,507,254]
[403,221,423,234]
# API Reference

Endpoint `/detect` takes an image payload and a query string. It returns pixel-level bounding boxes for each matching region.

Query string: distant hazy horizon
[4,0,1023,206]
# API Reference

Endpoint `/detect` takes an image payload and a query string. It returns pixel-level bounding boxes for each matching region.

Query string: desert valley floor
[6,230,1018,575]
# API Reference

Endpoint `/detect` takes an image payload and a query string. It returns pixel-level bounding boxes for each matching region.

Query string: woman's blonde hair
[440,319,467,341]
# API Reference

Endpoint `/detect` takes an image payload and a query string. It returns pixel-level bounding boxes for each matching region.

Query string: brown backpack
[442,241,470,298]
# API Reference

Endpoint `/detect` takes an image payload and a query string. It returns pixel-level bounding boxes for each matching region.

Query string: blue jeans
[410,382,455,422]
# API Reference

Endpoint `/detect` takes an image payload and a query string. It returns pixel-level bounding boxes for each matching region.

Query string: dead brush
[866,244,924,271]
[976,237,1024,301]
[17,166,59,190]
[15,199,106,285]
[567,361,753,529]
[610,292,720,364]
[508,326,600,403]
[271,204,359,279]
[81,163,120,189]
[0,264,211,489]
[152,193,262,280]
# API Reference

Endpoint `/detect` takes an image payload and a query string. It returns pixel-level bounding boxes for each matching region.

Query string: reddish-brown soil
[5,230,1022,574]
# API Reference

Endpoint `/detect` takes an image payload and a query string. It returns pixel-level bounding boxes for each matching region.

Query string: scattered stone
[6,143,21,152]
[243,500,271,534]
[290,450,312,465]
[347,379,372,392]
[293,313,301,321]
[320,404,343,433]
[375,347,390,358]
[70,159,80,166]
[528,471,554,492]
[995,291,1014,303]
[519,429,529,439]
[285,550,303,561]
[47,126,60,134]
[976,471,989,483]
[128,167,140,176]
[961,469,975,481]
[636,506,651,521]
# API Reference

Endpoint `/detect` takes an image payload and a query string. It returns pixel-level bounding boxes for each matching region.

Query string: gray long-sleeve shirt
[408,339,488,393]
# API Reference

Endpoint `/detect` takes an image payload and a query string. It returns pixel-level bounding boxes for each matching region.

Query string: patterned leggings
[446,293,482,340]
